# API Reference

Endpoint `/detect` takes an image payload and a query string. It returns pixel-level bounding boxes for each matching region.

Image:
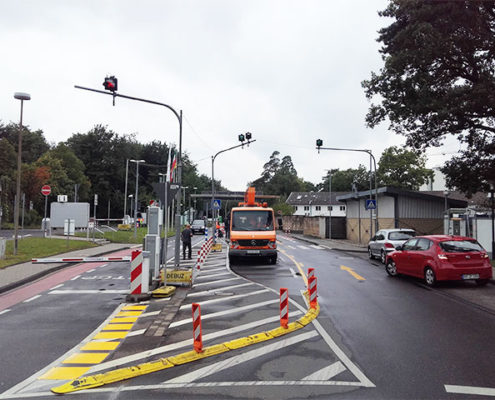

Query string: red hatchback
[385,235,492,286]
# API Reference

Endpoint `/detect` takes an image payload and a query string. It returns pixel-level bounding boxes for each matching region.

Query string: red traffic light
[103,76,118,92]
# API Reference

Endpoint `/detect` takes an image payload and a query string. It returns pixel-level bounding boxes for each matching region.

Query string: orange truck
[228,187,277,264]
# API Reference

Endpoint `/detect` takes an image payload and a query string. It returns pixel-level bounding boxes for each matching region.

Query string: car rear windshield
[439,240,484,253]
[192,220,204,226]
[231,210,274,231]
[388,231,415,240]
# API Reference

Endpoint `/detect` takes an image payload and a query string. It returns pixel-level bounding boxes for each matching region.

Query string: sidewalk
[0,242,135,294]
[290,233,368,253]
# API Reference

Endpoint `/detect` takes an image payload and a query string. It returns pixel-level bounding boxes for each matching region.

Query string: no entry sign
[41,185,51,196]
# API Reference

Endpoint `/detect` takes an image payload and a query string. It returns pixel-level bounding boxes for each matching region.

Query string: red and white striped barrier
[307,267,314,281]
[308,276,317,309]
[130,250,149,295]
[280,288,289,329]
[192,303,203,353]
[32,256,131,263]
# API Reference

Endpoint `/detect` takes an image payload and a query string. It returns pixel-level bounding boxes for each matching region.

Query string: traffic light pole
[211,139,256,242]
[75,85,183,267]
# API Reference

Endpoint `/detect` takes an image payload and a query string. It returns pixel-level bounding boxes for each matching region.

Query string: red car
[385,235,492,286]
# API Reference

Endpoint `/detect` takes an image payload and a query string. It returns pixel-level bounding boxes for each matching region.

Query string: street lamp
[128,194,133,219]
[123,159,129,219]
[130,159,145,238]
[13,92,30,255]
[211,133,256,241]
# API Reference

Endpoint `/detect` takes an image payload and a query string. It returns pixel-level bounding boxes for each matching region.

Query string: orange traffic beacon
[229,187,277,265]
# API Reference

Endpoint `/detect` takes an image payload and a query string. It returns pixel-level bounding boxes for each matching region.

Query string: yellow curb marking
[340,265,366,281]
[122,305,147,311]
[109,317,138,323]
[116,311,143,317]
[80,341,120,351]
[93,331,128,340]
[63,353,109,364]
[102,323,134,331]
[40,367,91,380]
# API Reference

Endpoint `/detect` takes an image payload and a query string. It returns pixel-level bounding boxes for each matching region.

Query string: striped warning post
[307,267,315,282]
[280,288,289,329]
[196,249,202,270]
[130,250,143,295]
[192,303,203,353]
[308,276,317,309]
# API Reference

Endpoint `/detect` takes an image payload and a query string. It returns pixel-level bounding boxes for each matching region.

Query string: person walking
[181,223,193,259]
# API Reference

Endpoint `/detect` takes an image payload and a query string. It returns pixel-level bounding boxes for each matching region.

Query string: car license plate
[247,250,260,254]
[462,274,479,280]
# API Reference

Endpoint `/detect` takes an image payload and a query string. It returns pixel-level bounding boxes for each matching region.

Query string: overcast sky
[1,0,461,191]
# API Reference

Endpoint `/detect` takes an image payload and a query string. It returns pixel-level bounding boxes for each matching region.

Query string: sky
[1,0,461,192]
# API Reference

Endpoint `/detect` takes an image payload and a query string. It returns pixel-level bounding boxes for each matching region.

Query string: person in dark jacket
[181,224,193,259]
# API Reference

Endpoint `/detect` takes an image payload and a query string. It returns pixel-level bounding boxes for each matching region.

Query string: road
[0,233,494,399]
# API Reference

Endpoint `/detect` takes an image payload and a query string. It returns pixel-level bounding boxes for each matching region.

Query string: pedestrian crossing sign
[365,199,376,210]
[212,199,221,210]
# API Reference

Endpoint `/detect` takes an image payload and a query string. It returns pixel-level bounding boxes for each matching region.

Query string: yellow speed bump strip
[51,292,320,394]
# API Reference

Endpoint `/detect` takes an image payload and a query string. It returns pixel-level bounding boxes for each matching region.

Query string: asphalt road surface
[1,233,494,399]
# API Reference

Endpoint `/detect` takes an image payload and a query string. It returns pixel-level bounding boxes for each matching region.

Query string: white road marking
[0,309,11,315]
[287,245,296,249]
[23,295,41,303]
[297,245,309,250]
[48,290,128,294]
[88,313,301,374]
[140,311,161,318]
[193,277,241,288]
[445,385,495,397]
[70,275,81,281]
[164,331,319,383]
[289,267,298,279]
[127,329,146,337]
[321,245,333,250]
[194,272,231,281]
[187,282,255,297]
[170,299,278,328]
[198,267,227,274]
[302,361,346,380]
[310,245,324,250]
[98,263,109,268]
[50,284,64,290]
[86,268,96,273]
[180,289,270,309]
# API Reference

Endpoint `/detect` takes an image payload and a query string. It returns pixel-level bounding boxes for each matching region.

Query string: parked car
[191,219,206,234]
[385,235,492,286]
[368,229,416,264]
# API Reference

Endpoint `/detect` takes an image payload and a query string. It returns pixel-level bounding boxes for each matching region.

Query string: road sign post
[41,185,51,238]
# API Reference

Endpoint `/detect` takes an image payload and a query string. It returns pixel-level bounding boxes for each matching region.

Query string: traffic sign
[212,199,221,210]
[365,199,377,210]
[41,185,51,196]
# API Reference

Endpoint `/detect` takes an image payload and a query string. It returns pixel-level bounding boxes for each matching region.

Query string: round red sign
[41,185,51,196]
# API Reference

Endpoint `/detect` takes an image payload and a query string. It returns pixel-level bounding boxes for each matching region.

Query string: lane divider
[51,291,319,394]
[39,304,147,382]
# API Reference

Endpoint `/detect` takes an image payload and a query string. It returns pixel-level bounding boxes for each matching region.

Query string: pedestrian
[181,223,193,259]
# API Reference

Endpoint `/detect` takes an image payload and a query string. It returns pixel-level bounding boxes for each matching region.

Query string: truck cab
[228,187,277,265]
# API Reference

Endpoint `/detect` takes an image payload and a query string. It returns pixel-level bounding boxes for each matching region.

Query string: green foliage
[362,0,495,194]
[319,166,371,192]
[377,146,433,190]
[272,202,295,216]
[0,123,50,163]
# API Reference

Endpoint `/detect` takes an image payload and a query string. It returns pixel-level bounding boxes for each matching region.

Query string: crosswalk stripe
[180,289,270,309]
[302,361,346,380]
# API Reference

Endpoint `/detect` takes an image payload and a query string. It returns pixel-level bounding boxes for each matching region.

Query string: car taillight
[384,242,395,249]
[268,240,277,249]
[438,253,448,260]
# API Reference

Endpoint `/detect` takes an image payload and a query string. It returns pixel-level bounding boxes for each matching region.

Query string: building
[337,187,468,245]
[286,192,347,217]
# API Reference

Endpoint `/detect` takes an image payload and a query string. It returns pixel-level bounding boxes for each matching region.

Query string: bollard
[307,267,315,281]
[308,276,317,309]
[280,288,289,329]
[130,250,143,294]
[192,303,203,353]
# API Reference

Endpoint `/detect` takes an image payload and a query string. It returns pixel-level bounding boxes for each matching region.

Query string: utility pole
[325,169,332,240]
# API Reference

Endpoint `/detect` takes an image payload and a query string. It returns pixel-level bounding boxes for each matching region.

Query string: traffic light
[103,76,118,92]
[245,132,252,141]
[316,138,323,153]
[238,133,245,143]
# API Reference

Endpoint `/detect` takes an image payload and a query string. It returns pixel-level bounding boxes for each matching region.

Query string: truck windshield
[232,210,274,231]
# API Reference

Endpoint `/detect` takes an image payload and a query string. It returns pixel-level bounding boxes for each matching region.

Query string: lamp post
[128,194,133,218]
[325,169,332,240]
[211,133,255,241]
[190,187,197,223]
[123,159,129,219]
[444,190,450,235]
[130,159,145,238]
[13,92,30,255]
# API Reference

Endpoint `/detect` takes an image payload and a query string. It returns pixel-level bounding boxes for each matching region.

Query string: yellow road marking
[279,249,307,285]
[39,367,91,380]
[340,265,366,281]
[116,311,142,317]
[103,323,133,331]
[110,317,138,323]
[93,331,128,340]
[63,353,109,364]
[122,305,147,311]
[80,341,120,351]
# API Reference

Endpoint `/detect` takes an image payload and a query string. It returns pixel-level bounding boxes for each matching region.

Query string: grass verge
[0,237,98,269]
[76,227,175,244]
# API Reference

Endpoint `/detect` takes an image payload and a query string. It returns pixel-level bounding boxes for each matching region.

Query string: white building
[286,192,347,217]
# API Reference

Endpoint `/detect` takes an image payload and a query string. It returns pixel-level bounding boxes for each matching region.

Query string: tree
[0,123,50,163]
[378,146,433,190]
[319,166,371,192]
[362,0,495,195]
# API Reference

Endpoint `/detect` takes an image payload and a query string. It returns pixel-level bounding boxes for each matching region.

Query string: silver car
[368,229,416,264]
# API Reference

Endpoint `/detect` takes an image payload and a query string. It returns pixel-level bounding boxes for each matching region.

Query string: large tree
[362,0,495,195]
[319,166,371,192]
[378,146,433,190]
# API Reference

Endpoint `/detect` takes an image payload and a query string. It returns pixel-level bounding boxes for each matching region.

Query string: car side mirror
[396,245,403,251]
